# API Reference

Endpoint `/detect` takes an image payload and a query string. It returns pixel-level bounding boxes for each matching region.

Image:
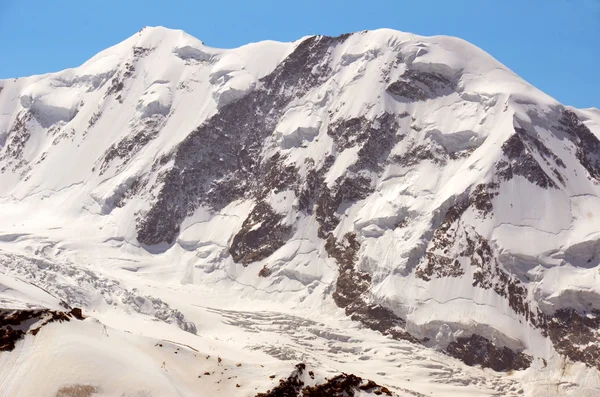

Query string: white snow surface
[0,26,599,397]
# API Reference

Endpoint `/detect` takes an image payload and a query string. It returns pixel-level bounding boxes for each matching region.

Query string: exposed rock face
[0,307,84,351]
[0,111,32,174]
[230,201,293,265]
[416,196,470,281]
[136,35,348,246]
[387,69,457,101]
[327,113,402,173]
[255,363,394,397]
[497,130,560,189]
[327,233,417,343]
[122,34,600,376]
[411,185,544,369]
[417,183,500,282]
[446,334,532,372]
[548,308,600,370]
[305,113,418,343]
[559,109,600,181]
[100,114,166,175]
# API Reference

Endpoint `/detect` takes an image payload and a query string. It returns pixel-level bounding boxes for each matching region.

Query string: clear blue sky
[0,0,598,108]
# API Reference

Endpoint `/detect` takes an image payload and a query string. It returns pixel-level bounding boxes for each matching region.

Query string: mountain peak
[135,25,205,46]
[0,27,599,396]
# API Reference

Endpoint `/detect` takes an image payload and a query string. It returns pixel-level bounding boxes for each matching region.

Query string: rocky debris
[498,108,600,189]
[446,334,532,372]
[205,171,251,211]
[104,54,139,103]
[256,363,305,397]
[81,108,103,139]
[391,121,483,168]
[302,375,393,396]
[387,69,456,101]
[307,113,422,343]
[88,110,101,129]
[347,302,418,343]
[548,308,600,370]
[408,177,600,371]
[485,262,547,330]
[414,185,540,323]
[1,307,85,351]
[328,233,368,308]
[418,252,463,280]
[314,185,339,238]
[558,109,600,181]
[307,116,397,234]
[229,201,293,265]
[69,307,84,320]
[135,38,403,254]
[255,363,394,397]
[55,384,100,397]
[50,126,77,146]
[458,227,547,330]
[258,265,273,277]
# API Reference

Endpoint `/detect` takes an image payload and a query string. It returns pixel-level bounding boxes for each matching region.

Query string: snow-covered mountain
[1,26,599,396]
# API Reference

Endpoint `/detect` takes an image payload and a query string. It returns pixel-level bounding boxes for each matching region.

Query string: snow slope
[1,26,599,396]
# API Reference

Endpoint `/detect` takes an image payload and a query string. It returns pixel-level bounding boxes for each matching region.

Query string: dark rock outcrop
[387,69,457,101]
[0,111,32,174]
[446,334,532,372]
[327,233,417,343]
[558,109,600,181]
[229,201,292,265]
[1,307,85,351]
[548,308,600,370]
[100,114,165,175]
[137,34,349,246]
[497,132,558,189]
[255,363,393,397]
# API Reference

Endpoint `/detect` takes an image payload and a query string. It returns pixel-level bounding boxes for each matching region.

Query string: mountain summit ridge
[0,27,599,396]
